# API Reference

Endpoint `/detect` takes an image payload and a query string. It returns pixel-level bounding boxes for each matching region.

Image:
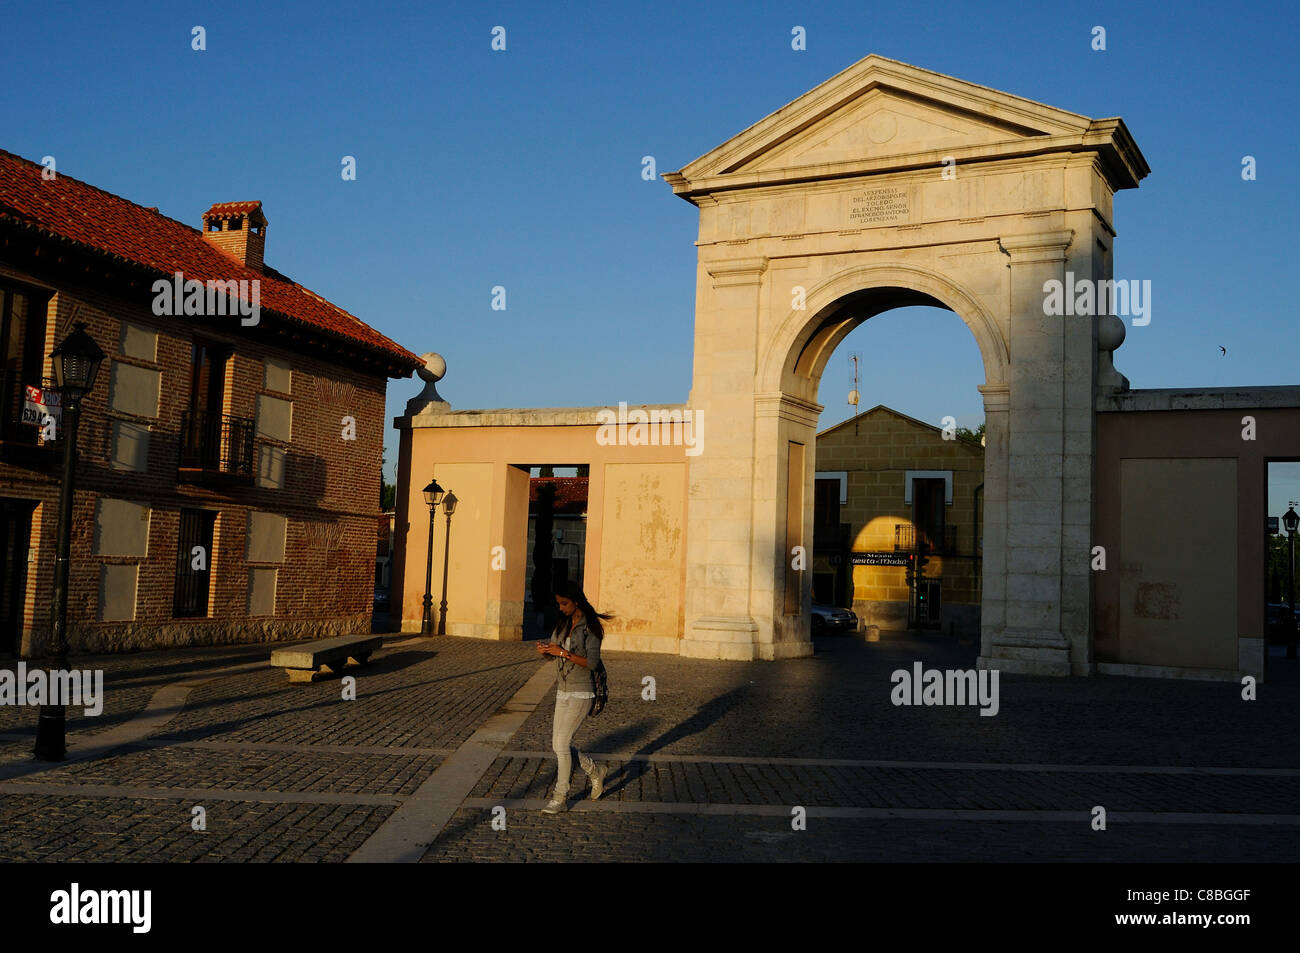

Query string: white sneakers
[542,794,568,814]
[588,762,608,801]
[543,763,608,812]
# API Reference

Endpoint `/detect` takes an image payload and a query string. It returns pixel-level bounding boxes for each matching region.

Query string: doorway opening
[521,465,589,640]
[0,498,37,655]
[1266,460,1300,683]
[808,303,985,642]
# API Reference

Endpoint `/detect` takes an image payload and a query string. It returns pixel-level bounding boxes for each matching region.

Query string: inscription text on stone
[848,187,910,225]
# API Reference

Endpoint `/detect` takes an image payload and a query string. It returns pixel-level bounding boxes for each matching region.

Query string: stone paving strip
[498,749,1300,775]
[469,754,1300,817]
[461,798,1300,825]
[0,781,402,806]
[420,810,1300,863]
[138,738,456,757]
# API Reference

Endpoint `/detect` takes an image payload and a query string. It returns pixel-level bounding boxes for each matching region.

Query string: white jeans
[551,692,597,796]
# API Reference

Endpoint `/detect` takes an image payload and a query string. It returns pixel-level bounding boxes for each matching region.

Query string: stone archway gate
[665,55,1149,673]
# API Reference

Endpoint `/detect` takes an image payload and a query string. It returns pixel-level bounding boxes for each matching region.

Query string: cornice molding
[706,256,769,288]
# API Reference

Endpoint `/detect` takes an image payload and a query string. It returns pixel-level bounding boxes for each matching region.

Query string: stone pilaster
[753,391,821,659]
[681,257,768,659]
[977,383,1009,656]
[981,231,1076,675]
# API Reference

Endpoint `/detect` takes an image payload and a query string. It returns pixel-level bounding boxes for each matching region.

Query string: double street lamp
[34,322,105,762]
[420,480,459,636]
[1283,504,1299,661]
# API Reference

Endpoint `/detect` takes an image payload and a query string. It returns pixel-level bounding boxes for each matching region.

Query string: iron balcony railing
[178,409,254,479]
[894,523,959,555]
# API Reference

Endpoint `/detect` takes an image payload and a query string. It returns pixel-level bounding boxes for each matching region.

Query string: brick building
[813,405,984,637]
[0,149,421,656]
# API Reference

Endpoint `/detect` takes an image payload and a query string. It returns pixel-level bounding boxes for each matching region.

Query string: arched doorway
[797,298,990,640]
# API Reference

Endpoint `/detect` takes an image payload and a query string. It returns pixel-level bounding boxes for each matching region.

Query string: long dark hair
[553,579,613,640]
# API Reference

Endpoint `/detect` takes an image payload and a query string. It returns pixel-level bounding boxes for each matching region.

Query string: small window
[250,222,262,234]
[230,217,243,231]
[174,509,217,618]
[814,477,841,529]
[911,478,946,552]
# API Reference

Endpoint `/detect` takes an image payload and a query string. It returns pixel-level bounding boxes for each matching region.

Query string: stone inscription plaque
[848,187,910,225]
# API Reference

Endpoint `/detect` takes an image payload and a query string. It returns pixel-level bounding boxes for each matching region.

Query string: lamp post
[436,492,458,636]
[34,322,105,762]
[421,479,444,635]
[1284,504,1299,661]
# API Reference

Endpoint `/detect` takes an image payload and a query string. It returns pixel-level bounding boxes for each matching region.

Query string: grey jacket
[548,617,602,693]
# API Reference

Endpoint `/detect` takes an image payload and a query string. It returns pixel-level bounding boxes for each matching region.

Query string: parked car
[373,587,391,613]
[811,603,858,634]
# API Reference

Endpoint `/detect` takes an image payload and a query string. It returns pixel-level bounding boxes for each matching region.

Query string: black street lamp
[1283,503,1299,661]
[421,479,444,635]
[34,322,105,762]
[436,492,458,636]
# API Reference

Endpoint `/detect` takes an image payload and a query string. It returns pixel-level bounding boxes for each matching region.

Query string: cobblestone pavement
[0,645,265,738]
[0,636,537,862]
[1,794,393,862]
[0,631,1296,862]
[503,634,1298,767]
[421,810,1299,863]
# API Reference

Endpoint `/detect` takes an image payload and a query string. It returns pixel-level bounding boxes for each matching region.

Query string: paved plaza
[1,632,1296,862]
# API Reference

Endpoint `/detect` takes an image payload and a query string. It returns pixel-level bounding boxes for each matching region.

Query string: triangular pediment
[735,86,1050,173]
[668,55,1147,195]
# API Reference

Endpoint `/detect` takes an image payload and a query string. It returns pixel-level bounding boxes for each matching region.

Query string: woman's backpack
[589,661,609,716]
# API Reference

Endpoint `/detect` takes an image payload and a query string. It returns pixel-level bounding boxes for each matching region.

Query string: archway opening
[801,297,987,646]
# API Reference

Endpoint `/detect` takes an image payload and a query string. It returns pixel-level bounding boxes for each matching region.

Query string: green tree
[1267,533,1298,604]
[955,422,986,445]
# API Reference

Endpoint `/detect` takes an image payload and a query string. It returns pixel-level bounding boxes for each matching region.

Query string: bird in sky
[1219,346,1227,355]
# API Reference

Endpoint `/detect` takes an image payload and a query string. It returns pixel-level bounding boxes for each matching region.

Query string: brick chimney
[201,201,267,272]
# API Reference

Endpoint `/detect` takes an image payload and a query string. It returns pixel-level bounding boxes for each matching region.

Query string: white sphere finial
[406,351,450,415]
[419,352,447,383]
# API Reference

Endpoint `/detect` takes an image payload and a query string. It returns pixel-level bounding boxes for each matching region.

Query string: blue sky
[4,0,1298,510]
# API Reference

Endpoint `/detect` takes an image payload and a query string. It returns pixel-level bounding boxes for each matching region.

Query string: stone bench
[270,635,383,683]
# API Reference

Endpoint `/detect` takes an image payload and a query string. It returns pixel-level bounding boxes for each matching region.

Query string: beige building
[393,55,1300,682]
[391,399,687,654]
[813,406,983,636]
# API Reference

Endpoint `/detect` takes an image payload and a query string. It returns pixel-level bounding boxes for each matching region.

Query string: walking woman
[535,579,611,813]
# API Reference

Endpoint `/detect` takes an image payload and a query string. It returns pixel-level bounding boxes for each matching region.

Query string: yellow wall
[419,462,492,637]
[599,463,686,652]
[814,408,984,629]
[395,417,688,647]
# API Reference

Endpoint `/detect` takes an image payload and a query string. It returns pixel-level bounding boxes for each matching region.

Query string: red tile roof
[530,477,589,511]
[0,149,421,371]
[204,201,264,218]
